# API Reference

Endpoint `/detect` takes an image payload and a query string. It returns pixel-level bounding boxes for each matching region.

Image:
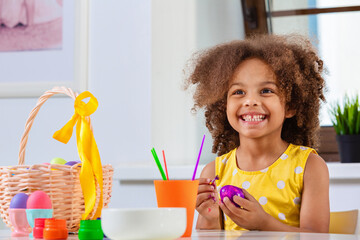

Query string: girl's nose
[244,95,259,107]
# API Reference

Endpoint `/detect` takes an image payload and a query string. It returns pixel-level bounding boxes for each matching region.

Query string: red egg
[26,191,52,209]
[220,185,245,207]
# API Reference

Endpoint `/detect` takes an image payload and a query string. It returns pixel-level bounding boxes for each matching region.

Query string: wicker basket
[0,87,113,232]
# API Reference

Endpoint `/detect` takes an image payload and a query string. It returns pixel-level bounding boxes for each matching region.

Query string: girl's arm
[196,161,222,230]
[220,153,330,232]
[296,153,330,232]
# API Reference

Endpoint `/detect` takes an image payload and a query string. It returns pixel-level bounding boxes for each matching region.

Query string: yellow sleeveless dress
[215,144,316,230]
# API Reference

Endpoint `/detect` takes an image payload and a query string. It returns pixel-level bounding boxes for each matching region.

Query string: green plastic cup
[78,219,104,240]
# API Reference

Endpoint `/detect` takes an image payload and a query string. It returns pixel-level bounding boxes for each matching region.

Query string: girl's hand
[196,178,220,221]
[219,189,270,230]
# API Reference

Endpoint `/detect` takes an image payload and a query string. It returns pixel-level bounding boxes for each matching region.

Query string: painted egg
[9,193,28,209]
[50,157,67,165]
[220,185,245,207]
[27,191,52,209]
[64,161,80,166]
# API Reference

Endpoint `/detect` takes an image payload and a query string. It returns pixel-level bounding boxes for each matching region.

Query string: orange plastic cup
[154,180,199,238]
[43,219,68,240]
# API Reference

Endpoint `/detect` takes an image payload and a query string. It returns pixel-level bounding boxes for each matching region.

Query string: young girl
[185,34,329,232]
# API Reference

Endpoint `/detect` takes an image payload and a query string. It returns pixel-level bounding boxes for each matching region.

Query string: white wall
[152,0,244,166]
[0,0,152,167]
[88,0,152,166]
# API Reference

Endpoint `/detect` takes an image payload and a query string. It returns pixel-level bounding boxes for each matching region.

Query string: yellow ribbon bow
[53,91,103,220]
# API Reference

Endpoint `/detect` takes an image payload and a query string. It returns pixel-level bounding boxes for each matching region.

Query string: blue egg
[10,193,28,209]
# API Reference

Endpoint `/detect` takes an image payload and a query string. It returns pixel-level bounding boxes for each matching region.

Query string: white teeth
[242,115,265,122]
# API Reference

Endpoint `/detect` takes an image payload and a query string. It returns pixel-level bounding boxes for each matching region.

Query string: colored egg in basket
[65,161,81,166]
[50,157,67,165]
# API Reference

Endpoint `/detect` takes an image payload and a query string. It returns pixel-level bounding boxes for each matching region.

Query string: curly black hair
[184,34,326,156]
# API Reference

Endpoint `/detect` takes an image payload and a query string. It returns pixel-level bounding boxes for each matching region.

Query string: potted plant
[330,94,360,163]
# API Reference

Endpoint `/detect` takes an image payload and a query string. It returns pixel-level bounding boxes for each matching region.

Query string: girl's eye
[233,90,244,95]
[261,89,274,94]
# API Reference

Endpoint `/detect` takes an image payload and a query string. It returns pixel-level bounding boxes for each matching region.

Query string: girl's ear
[285,107,296,119]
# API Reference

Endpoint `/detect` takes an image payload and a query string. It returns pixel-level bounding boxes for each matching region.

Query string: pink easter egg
[26,191,52,209]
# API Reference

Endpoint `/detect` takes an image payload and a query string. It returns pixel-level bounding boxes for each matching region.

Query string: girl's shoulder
[287,144,316,157]
[304,152,329,177]
[215,148,237,163]
[288,144,328,180]
[284,144,318,167]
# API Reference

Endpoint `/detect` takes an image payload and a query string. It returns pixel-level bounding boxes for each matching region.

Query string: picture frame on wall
[0,0,88,98]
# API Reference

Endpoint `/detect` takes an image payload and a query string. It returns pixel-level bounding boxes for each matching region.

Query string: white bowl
[101,208,186,240]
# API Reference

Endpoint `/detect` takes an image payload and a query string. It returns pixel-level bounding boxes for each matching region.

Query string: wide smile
[240,114,267,123]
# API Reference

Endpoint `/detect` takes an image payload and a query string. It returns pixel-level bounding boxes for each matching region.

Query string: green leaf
[328,94,360,135]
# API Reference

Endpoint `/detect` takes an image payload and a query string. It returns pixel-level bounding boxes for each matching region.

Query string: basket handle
[18,86,79,165]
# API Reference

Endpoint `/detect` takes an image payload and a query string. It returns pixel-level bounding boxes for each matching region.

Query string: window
[241,0,360,161]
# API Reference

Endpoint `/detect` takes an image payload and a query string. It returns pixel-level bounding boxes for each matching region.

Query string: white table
[0,229,79,240]
[0,229,357,240]
[184,230,359,240]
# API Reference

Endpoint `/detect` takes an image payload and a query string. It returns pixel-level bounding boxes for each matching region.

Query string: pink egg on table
[27,191,52,209]
[220,185,245,208]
